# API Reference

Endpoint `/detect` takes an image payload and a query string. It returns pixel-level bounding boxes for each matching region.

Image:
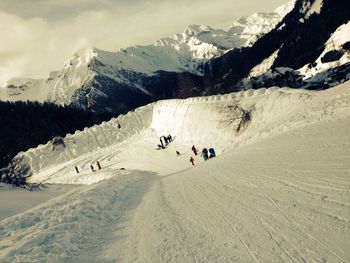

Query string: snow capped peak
[64,47,99,69]
[228,1,295,45]
[183,24,213,36]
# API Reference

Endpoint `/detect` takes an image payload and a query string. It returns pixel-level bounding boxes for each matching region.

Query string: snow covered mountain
[1,80,350,262]
[228,0,295,45]
[197,0,350,94]
[0,2,294,113]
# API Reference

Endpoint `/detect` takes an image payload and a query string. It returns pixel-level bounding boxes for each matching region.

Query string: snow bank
[17,104,153,178]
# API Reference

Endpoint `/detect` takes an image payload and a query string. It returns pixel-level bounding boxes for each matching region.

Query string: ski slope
[1,82,350,262]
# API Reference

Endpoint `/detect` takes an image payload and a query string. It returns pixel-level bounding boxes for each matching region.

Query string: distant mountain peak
[228,0,295,45]
[183,24,214,36]
[63,47,99,69]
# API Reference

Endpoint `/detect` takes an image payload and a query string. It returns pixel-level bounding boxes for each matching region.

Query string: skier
[191,145,198,155]
[164,136,169,145]
[190,156,195,166]
[96,160,101,170]
[90,164,95,172]
[168,134,172,142]
[176,150,181,156]
[160,137,164,148]
[75,166,79,174]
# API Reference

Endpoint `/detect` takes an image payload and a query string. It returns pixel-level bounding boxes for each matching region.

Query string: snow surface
[1,81,350,262]
[248,49,280,78]
[0,183,77,220]
[305,0,323,19]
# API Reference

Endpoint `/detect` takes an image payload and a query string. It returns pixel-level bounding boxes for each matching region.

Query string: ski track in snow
[1,82,350,262]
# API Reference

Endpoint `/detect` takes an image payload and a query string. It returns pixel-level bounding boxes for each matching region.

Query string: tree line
[0,100,113,185]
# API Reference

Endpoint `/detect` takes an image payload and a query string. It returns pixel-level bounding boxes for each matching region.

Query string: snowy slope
[1,81,349,262]
[0,2,293,107]
[0,82,350,262]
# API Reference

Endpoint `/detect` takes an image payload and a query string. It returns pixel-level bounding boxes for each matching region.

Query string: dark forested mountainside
[0,101,113,170]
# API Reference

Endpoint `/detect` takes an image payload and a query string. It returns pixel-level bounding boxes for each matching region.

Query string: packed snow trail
[1,82,350,262]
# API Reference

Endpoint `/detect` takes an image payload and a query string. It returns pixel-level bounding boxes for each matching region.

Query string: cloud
[0,11,93,86]
[0,0,288,87]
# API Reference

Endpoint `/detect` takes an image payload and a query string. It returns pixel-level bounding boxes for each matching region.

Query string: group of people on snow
[188,145,216,165]
[74,160,101,173]
[158,134,173,149]
[201,147,216,161]
[177,144,217,166]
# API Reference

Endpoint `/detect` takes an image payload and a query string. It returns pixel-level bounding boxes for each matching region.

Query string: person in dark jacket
[201,148,208,161]
[191,145,198,155]
[190,156,195,166]
[75,166,79,174]
[90,164,95,172]
[96,160,101,170]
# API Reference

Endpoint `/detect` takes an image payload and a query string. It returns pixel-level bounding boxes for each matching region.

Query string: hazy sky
[0,0,288,86]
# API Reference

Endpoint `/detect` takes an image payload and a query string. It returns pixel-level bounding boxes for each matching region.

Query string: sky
[0,0,288,87]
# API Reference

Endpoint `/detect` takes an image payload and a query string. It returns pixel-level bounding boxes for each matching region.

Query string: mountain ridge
[0,1,294,113]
